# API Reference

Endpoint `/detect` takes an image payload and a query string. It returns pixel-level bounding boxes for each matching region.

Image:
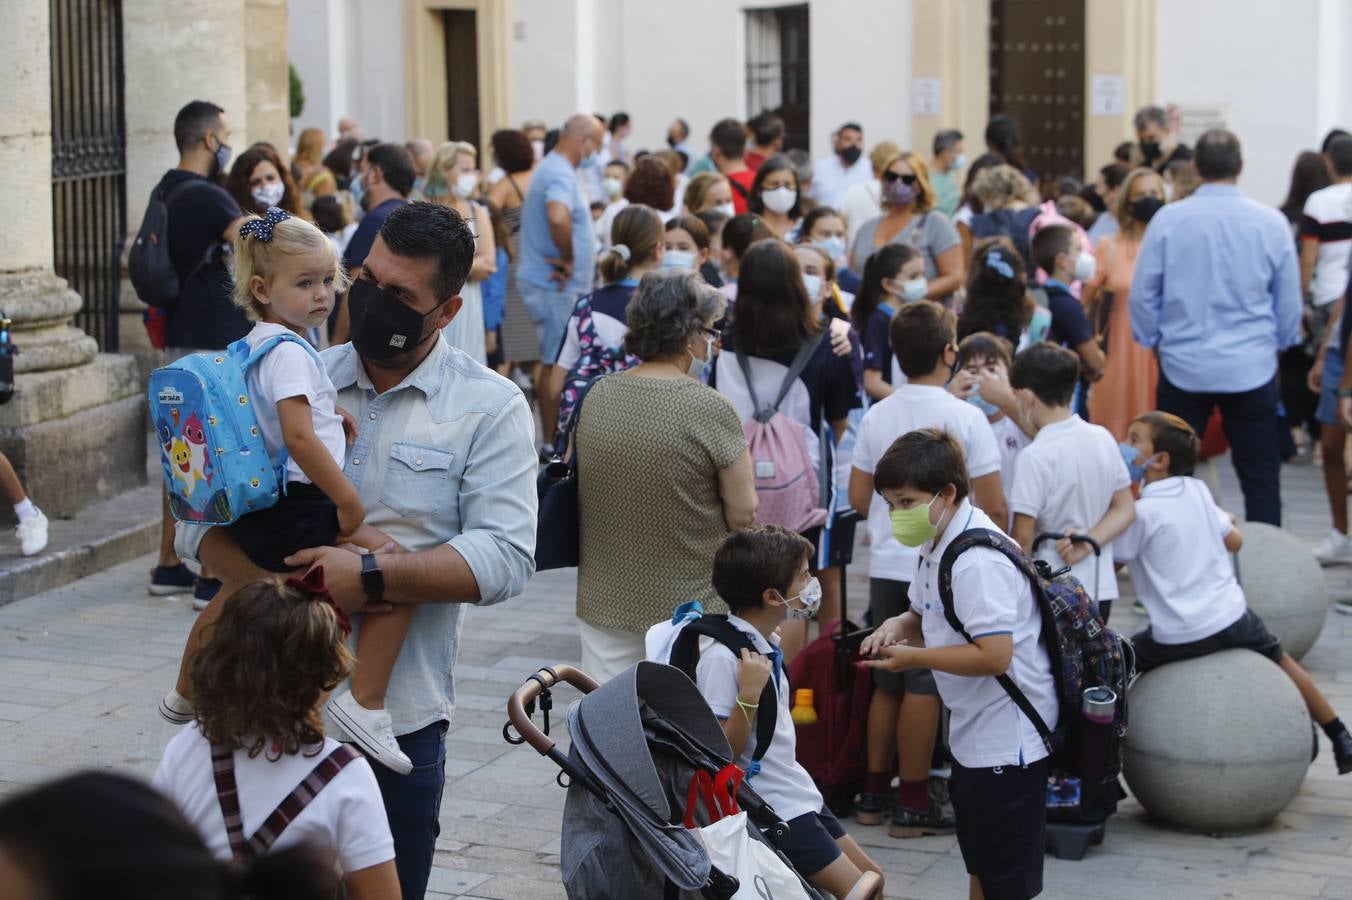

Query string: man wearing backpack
[862,428,1055,900]
[141,100,247,602]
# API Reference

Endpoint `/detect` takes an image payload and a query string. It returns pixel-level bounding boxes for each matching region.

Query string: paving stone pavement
[2,455,1352,899]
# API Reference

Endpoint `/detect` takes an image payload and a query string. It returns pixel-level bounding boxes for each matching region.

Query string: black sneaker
[149,563,195,596]
[888,798,956,839]
[1331,728,1352,775]
[191,578,223,612]
[854,791,887,826]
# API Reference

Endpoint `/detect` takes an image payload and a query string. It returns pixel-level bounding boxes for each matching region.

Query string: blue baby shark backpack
[149,333,321,524]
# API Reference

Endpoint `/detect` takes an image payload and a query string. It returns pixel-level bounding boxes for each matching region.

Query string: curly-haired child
[152,572,399,898]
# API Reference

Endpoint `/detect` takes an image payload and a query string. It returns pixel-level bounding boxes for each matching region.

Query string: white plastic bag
[684,766,811,900]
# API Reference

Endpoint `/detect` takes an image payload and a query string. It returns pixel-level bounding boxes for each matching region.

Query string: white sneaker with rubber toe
[16,511,47,557]
[1314,530,1352,565]
[326,690,413,775]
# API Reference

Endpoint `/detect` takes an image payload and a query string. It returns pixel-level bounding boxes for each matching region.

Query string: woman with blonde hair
[682,171,735,217]
[967,163,1041,268]
[848,150,963,302]
[423,140,496,364]
[293,127,337,203]
[1080,166,1167,438]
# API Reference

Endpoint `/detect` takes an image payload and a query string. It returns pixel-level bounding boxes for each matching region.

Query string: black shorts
[867,578,937,696]
[950,757,1049,900]
[1132,608,1284,673]
[776,806,845,876]
[226,482,339,573]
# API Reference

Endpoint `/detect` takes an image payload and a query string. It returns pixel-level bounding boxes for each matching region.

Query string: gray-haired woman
[574,270,758,681]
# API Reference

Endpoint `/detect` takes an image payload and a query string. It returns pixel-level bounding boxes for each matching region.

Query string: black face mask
[1140,140,1162,162]
[667,134,679,148]
[347,278,441,363]
[837,145,863,166]
[1130,196,1165,224]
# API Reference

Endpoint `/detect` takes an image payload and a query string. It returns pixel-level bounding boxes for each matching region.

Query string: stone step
[0,481,161,609]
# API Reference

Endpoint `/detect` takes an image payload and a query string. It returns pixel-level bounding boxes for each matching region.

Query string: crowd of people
[8,97,1352,900]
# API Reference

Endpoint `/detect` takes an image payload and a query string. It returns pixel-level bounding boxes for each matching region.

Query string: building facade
[290,0,1352,205]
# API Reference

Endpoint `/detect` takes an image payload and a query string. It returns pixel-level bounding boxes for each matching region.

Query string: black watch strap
[360,553,384,602]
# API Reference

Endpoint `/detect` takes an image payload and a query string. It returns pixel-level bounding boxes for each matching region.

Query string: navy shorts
[950,757,1049,900]
[1132,608,1283,673]
[226,481,339,573]
[776,806,845,876]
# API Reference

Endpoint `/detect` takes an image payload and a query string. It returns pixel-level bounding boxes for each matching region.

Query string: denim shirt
[1129,183,1302,393]
[177,334,539,736]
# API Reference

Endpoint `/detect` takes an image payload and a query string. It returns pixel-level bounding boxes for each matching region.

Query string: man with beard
[175,201,539,900]
[811,122,871,208]
[1134,105,1193,175]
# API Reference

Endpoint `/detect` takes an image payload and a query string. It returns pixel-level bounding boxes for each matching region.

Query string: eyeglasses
[883,171,918,185]
[700,326,721,339]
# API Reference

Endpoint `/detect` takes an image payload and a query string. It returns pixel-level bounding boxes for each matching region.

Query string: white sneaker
[158,689,195,725]
[1314,530,1352,565]
[326,690,413,775]
[15,511,47,557]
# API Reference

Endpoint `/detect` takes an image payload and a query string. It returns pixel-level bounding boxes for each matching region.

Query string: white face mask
[801,273,823,303]
[603,176,624,199]
[900,277,928,302]
[662,249,696,271]
[714,202,736,219]
[1074,249,1097,282]
[780,576,822,620]
[452,173,478,200]
[952,152,968,170]
[252,181,285,208]
[761,185,797,215]
[531,139,545,161]
[819,236,846,264]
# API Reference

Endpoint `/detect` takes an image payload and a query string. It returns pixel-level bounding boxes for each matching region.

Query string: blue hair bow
[238,206,291,243]
[984,249,1014,279]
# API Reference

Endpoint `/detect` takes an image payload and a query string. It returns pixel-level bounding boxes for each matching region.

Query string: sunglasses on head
[883,171,918,185]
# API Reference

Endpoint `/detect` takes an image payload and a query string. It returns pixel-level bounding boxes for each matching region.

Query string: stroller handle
[1032,531,1101,555]
[507,665,599,755]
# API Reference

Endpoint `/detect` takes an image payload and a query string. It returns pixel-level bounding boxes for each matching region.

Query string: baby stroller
[504,662,882,900]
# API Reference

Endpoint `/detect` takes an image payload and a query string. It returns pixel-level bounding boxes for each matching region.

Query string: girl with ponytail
[152,576,399,899]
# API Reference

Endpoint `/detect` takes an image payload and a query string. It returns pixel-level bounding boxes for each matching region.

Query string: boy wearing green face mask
[861,427,1056,900]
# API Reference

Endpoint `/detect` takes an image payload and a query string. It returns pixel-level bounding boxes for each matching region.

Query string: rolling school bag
[148,333,322,525]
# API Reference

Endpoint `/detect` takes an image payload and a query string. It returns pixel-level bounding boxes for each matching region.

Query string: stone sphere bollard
[1123,649,1310,832]
[1235,522,1328,660]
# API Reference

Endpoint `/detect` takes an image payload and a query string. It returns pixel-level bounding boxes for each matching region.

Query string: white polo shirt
[990,415,1032,519]
[1009,415,1129,601]
[908,501,1058,768]
[851,384,1002,582]
[646,615,824,822]
[1111,476,1246,644]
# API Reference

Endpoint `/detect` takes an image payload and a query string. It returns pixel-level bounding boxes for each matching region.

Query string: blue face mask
[1119,441,1152,482]
[968,387,1001,417]
[820,236,846,263]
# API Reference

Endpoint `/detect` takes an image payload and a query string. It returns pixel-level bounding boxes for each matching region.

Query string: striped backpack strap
[210,744,251,864]
[247,744,362,858]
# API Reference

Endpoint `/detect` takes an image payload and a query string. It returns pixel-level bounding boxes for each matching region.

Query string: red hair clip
[285,566,352,636]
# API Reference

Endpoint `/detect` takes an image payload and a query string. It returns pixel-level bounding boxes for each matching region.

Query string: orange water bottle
[790,688,818,725]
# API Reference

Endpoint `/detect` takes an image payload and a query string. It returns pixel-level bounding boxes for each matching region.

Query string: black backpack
[669,614,777,767]
[129,179,214,308]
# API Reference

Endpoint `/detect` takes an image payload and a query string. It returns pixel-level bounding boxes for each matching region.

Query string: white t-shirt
[1009,415,1129,601]
[810,153,874,210]
[645,615,824,822]
[909,501,1058,768]
[851,384,1002,581]
[243,322,346,485]
[1300,182,1352,306]
[990,415,1032,523]
[840,180,882,249]
[1112,476,1246,644]
[152,725,394,873]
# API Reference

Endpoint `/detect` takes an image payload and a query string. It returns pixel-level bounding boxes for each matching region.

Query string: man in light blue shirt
[1130,129,1301,525]
[176,203,538,900]
[518,113,602,447]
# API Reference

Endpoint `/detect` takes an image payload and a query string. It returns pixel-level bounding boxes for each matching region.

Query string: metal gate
[50,0,126,353]
[745,4,810,152]
[989,0,1086,187]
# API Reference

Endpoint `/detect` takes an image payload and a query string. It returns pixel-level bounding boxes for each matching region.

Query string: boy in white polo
[848,300,1006,837]
[1008,343,1135,620]
[863,428,1056,900]
[645,526,883,896]
[1116,411,1352,775]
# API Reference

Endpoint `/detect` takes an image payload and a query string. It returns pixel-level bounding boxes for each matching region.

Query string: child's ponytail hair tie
[238,207,291,243]
[284,566,351,636]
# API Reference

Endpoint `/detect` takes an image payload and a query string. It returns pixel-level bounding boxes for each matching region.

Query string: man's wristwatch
[360,553,384,602]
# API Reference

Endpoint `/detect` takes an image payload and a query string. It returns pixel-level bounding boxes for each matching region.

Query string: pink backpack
[735,335,829,533]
